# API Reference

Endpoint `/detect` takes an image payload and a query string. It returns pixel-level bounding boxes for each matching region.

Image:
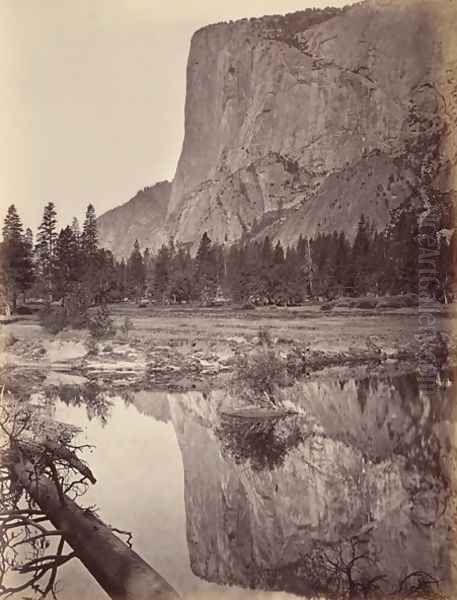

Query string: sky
[0,0,357,234]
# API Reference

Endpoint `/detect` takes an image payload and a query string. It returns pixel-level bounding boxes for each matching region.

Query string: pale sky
[1,0,356,234]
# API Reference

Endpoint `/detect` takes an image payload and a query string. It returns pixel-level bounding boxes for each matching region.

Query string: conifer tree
[0,205,34,311]
[2,205,23,242]
[127,239,146,302]
[36,202,58,300]
[54,226,81,302]
[81,204,98,257]
[71,217,81,244]
[195,232,218,303]
[154,244,171,303]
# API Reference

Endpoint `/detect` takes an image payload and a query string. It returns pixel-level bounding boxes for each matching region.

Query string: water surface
[15,369,456,599]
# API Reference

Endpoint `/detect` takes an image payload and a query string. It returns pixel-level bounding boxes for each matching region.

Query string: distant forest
[0,201,455,318]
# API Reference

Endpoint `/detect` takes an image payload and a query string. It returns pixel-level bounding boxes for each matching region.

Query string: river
[4,367,455,599]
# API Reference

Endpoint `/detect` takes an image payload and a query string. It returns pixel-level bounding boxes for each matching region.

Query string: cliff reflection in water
[169,371,455,598]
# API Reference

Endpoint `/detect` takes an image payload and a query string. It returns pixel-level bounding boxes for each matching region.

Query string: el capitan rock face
[98,0,457,256]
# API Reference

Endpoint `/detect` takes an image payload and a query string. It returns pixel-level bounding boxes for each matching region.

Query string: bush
[241,301,256,310]
[16,305,36,315]
[119,316,134,337]
[257,326,273,347]
[65,294,89,329]
[354,298,378,309]
[88,305,116,340]
[377,294,418,309]
[85,337,98,355]
[0,330,18,350]
[232,349,288,403]
[39,306,67,335]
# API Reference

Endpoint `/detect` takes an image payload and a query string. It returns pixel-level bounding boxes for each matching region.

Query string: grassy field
[108,302,453,351]
[4,301,449,354]
[2,298,455,360]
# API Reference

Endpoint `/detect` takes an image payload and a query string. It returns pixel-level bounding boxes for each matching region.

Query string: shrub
[240,301,256,310]
[39,306,67,335]
[119,316,134,337]
[232,349,288,403]
[65,294,90,329]
[257,326,273,347]
[16,305,36,315]
[354,298,378,309]
[85,337,98,356]
[0,330,18,350]
[88,305,116,340]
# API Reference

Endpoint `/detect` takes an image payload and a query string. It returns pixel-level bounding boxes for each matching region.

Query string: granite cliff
[98,0,457,256]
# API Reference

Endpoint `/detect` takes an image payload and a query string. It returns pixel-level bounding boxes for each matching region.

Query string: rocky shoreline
[1,328,454,396]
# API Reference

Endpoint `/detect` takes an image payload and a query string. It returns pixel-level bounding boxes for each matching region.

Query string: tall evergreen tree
[54,226,81,302]
[154,244,171,302]
[2,205,23,242]
[81,204,98,257]
[127,239,146,302]
[351,214,372,295]
[0,205,34,312]
[195,232,218,303]
[24,228,34,251]
[36,202,58,300]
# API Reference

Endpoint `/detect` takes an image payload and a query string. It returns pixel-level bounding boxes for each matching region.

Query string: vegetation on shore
[0,199,455,327]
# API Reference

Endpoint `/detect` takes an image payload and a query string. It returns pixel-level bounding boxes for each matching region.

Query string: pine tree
[24,228,34,251]
[168,245,193,303]
[127,239,146,302]
[351,214,372,295]
[0,205,34,312]
[54,226,81,302]
[273,241,285,265]
[2,205,23,242]
[154,244,171,303]
[36,202,58,300]
[81,204,98,257]
[387,207,419,295]
[71,217,81,244]
[195,232,218,303]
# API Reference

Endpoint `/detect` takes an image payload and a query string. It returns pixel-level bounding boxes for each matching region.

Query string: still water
[13,369,457,599]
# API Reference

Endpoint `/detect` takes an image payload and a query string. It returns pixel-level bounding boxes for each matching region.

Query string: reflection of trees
[316,371,454,491]
[44,383,113,426]
[216,414,306,471]
[0,391,178,600]
[267,532,382,598]
[266,531,441,599]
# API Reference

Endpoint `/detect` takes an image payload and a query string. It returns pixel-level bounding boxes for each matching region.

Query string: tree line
[1,201,455,316]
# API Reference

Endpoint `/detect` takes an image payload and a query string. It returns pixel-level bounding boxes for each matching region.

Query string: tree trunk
[13,456,180,600]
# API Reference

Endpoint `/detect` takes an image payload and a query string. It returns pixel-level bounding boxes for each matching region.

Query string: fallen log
[12,454,179,600]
